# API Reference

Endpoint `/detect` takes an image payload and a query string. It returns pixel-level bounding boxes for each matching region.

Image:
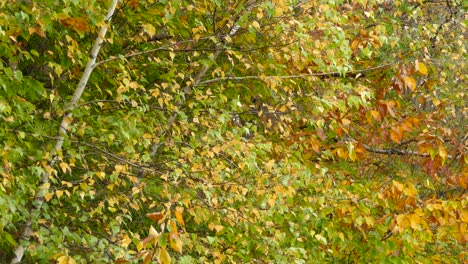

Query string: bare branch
[196,63,394,86]
[363,144,454,160]
[94,36,214,67]
[76,141,162,174]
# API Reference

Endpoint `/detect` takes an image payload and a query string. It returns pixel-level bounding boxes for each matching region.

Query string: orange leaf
[460,210,468,223]
[351,39,360,51]
[390,129,402,143]
[147,212,164,223]
[402,76,416,91]
[370,110,381,121]
[402,119,413,132]
[169,220,178,236]
[174,209,185,227]
[142,251,152,264]
[336,148,347,160]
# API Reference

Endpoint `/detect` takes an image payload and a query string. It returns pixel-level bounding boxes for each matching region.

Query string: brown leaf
[147,212,164,223]
[59,17,90,32]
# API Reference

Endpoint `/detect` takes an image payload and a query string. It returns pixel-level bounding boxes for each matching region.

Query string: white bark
[10,1,119,263]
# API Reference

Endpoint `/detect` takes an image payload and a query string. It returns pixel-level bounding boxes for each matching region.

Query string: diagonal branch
[137,1,257,175]
[10,1,119,263]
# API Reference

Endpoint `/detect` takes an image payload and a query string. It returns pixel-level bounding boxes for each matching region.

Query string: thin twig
[196,63,394,86]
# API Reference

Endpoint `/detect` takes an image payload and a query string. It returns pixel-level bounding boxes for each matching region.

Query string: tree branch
[94,36,214,67]
[196,63,393,86]
[363,144,454,160]
[10,1,119,263]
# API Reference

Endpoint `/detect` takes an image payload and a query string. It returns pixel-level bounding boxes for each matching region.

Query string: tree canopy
[0,0,466,263]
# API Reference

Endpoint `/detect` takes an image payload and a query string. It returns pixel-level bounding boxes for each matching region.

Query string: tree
[0,0,465,263]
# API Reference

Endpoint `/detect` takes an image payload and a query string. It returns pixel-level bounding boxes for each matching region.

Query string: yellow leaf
[114,164,124,175]
[252,21,260,29]
[409,214,421,230]
[149,225,159,237]
[56,190,64,199]
[59,162,71,173]
[336,148,347,160]
[95,171,105,180]
[129,81,139,89]
[170,237,183,253]
[402,76,416,91]
[120,234,132,248]
[159,248,171,264]
[416,61,428,75]
[396,214,410,229]
[57,256,68,264]
[142,251,152,264]
[44,192,53,202]
[403,183,417,197]
[439,147,447,163]
[460,210,468,223]
[56,255,76,264]
[338,232,345,241]
[314,234,327,245]
[143,24,156,37]
[392,181,405,192]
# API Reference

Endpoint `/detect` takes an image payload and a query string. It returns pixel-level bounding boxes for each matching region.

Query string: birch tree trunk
[10,1,119,263]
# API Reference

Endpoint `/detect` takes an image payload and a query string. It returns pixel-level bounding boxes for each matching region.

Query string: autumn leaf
[147,212,164,223]
[438,147,448,164]
[3,0,465,263]
[174,209,185,227]
[59,17,90,32]
[170,237,183,253]
[159,248,171,264]
[396,214,410,229]
[390,129,402,143]
[416,60,428,75]
[402,76,417,91]
[57,256,76,264]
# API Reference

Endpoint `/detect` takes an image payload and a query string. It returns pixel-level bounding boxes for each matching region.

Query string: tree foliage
[0,0,466,263]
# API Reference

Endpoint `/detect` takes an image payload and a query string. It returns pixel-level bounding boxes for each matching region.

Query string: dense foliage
[0,0,466,263]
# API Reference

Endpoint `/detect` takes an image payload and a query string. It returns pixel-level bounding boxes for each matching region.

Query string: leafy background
[0,0,466,263]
